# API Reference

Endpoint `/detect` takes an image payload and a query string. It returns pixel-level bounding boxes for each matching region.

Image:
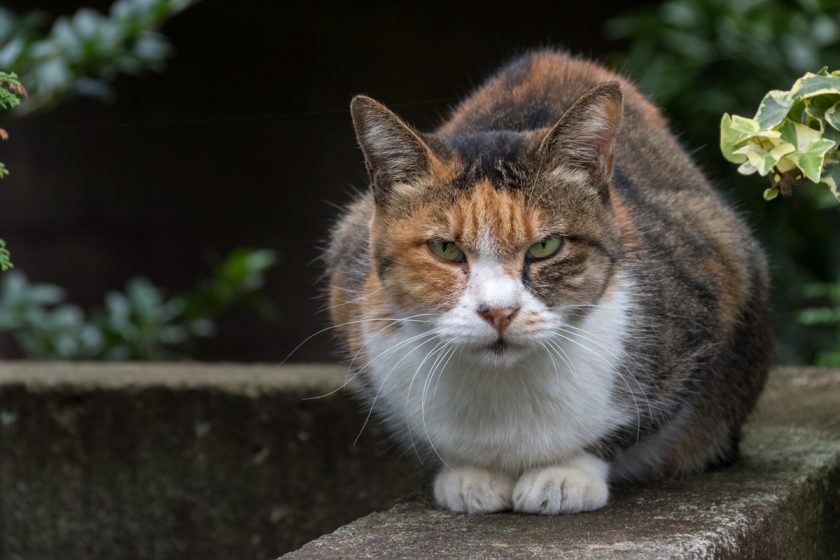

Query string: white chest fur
[360,277,635,475]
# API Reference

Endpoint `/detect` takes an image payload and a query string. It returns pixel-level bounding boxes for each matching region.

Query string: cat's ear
[537,82,623,187]
[351,96,435,206]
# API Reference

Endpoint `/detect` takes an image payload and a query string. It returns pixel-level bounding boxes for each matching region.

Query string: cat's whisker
[432,344,459,401]
[421,343,456,472]
[318,284,388,314]
[353,335,439,450]
[554,324,655,427]
[404,340,450,467]
[303,328,436,400]
[550,329,647,443]
[555,322,650,382]
[538,341,563,388]
[545,339,582,388]
[339,318,438,385]
[280,315,436,366]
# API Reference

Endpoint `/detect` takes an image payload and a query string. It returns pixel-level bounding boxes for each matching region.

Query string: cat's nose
[477,304,520,333]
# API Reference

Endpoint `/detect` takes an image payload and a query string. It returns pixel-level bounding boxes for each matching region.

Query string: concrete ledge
[0,362,424,559]
[284,368,840,559]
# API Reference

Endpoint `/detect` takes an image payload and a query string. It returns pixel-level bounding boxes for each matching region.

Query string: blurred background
[2,0,840,365]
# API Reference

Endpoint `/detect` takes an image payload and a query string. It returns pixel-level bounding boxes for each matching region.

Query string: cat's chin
[464,339,529,368]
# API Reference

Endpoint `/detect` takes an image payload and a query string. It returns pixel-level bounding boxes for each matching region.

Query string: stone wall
[0,363,424,559]
[2,364,839,559]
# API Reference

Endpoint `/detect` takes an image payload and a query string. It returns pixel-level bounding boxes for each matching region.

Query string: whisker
[555,324,654,425]
[421,343,455,471]
[432,344,459,401]
[404,340,449,467]
[353,335,438,450]
[280,314,436,366]
[550,329,645,443]
[303,329,436,400]
[317,284,388,314]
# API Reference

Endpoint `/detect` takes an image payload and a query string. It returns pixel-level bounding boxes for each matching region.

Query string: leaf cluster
[720,67,840,201]
[0,248,277,360]
[0,0,195,114]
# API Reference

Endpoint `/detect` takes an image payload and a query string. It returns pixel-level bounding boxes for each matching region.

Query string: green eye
[526,237,563,260]
[428,240,466,263]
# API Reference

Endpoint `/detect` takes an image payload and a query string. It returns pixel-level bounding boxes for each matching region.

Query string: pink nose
[477,305,520,333]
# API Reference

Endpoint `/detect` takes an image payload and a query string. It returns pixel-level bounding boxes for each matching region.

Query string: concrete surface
[284,368,840,559]
[0,362,425,560]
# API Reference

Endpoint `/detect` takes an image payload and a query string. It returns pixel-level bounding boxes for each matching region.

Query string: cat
[324,49,772,515]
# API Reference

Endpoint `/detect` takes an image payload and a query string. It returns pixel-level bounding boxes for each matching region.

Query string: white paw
[433,466,514,513]
[513,460,609,515]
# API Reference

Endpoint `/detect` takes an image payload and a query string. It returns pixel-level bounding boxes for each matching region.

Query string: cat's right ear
[350,96,435,206]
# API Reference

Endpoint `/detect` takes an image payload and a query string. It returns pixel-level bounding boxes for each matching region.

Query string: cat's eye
[526,237,563,260]
[427,240,466,263]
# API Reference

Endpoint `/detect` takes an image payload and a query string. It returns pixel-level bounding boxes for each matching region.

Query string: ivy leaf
[790,72,840,100]
[754,90,792,130]
[720,114,780,164]
[763,187,780,200]
[820,164,840,201]
[825,102,840,131]
[797,138,836,182]
[733,142,795,175]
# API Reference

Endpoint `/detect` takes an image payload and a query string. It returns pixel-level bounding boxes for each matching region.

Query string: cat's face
[353,84,623,366]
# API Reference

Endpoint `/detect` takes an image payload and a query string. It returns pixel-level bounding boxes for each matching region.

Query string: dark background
[1,0,653,362]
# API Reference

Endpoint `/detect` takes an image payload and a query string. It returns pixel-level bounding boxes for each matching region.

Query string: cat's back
[438,50,667,141]
[438,50,709,198]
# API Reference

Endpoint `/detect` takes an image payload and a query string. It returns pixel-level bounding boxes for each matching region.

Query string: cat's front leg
[433,466,515,513]
[512,453,609,514]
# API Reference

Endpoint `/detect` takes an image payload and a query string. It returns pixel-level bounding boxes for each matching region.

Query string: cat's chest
[361,321,632,473]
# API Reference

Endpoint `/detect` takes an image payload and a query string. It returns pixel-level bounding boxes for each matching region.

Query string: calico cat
[324,49,772,515]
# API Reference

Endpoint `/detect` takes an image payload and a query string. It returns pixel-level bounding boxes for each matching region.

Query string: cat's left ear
[351,96,437,206]
[537,82,623,187]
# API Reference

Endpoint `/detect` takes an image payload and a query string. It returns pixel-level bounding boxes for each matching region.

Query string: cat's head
[351,83,624,367]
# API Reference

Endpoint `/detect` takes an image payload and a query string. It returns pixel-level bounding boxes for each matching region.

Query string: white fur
[433,467,514,513]
[513,453,609,514]
[359,248,635,513]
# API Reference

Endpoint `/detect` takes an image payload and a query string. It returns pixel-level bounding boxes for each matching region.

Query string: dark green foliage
[0,0,196,115]
[0,71,26,268]
[607,0,840,364]
[0,240,10,272]
[0,248,277,360]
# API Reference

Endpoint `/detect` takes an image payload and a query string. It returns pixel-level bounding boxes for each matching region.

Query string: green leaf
[820,165,840,201]
[0,239,11,272]
[733,142,795,176]
[790,72,840,100]
[754,90,792,130]
[805,94,840,122]
[721,113,759,163]
[763,187,780,200]
[779,120,822,152]
[825,102,840,131]
[737,160,757,175]
[797,137,836,182]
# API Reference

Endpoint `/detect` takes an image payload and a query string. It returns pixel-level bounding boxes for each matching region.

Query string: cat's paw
[512,457,609,515]
[433,466,514,513]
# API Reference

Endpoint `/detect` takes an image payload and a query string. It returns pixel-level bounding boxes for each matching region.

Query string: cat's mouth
[489,339,509,354]
[470,338,525,366]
